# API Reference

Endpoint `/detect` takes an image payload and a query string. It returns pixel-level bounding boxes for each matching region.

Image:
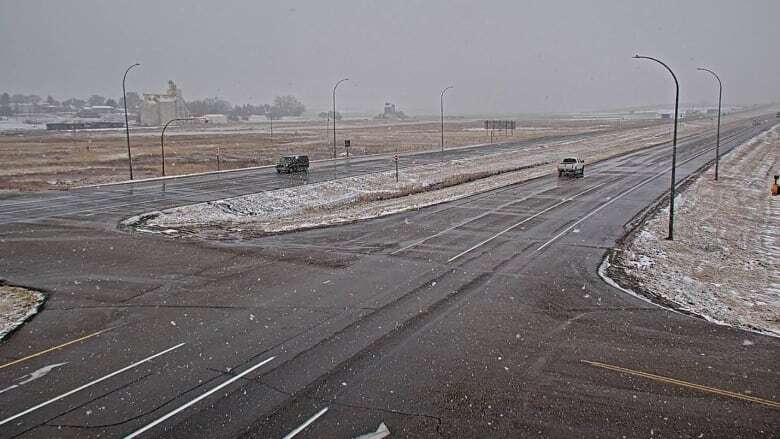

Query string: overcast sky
[1,0,778,115]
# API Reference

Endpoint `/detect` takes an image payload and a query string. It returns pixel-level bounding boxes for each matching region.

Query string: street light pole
[161,117,196,177]
[122,63,140,180]
[332,78,349,159]
[697,67,722,181]
[440,86,453,155]
[633,54,679,240]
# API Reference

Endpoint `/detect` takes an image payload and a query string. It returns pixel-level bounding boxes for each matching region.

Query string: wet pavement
[0,118,777,438]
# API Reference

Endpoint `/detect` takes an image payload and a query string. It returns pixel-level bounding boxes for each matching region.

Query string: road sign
[345,139,351,148]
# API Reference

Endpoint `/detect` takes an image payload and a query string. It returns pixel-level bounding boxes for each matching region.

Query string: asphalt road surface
[0,117,778,438]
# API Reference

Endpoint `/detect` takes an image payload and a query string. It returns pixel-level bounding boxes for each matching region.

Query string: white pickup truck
[557,157,585,178]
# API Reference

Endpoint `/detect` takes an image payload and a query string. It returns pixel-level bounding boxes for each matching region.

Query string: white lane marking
[124,356,275,439]
[0,343,185,427]
[535,136,731,252]
[281,407,329,439]
[0,384,19,394]
[447,181,609,263]
[394,127,741,257]
[391,188,552,255]
[536,178,657,252]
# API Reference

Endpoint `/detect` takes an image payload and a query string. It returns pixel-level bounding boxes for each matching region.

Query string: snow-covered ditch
[124,119,715,239]
[0,282,45,340]
[605,125,780,337]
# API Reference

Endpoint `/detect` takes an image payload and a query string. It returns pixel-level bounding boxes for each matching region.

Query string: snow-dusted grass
[610,125,780,336]
[0,284,45,340]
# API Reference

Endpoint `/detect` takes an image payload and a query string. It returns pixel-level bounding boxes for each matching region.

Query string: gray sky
[1,0,778,114]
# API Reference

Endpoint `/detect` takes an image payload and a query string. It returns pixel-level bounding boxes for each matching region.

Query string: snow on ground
[609,125,780,336]
[0,283,45,340]
[125,119,719,238]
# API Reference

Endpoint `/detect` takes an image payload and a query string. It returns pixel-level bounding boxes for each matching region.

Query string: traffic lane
[0,300,347,437]
[0,124,740,226]
[64,133,551,199]
[95,127,608,194]
[0,335,189,438]
[239,127,779,436]
[0,224,244,309]
[502,126,761,257]
[0,119,723,224]
[173,260,484,438]
[242,121,772,434]
[259,165,626,260]
[251,122,753,261]
[532,122,762,257]
[0,220,457,437]
[77,254,457,437]
[0,120,768,436]
[251,246,779,438]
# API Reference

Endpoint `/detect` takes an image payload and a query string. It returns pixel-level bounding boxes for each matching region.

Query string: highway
[0,127,624,226]
[0,117,778,438]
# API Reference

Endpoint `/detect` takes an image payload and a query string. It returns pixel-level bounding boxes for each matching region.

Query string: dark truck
[557,157,585,178]
[275,155,310,173]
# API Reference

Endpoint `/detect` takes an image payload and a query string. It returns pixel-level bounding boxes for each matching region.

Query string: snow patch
[0,284,45,340]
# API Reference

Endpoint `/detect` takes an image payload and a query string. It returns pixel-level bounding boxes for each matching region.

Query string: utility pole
[122,63,140,180]
[633,54,679,240]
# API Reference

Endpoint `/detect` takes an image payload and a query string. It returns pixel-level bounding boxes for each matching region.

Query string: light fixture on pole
[633,54,679,240]
[122,63,140,180]
[332,78,349,159]
[697,67,722,181]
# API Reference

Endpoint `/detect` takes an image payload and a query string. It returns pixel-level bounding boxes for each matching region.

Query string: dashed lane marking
[123,355,275,439]
[535,137,745,252]
[447,181,611,263]
[0,343,186,427]
[282,407,329,439]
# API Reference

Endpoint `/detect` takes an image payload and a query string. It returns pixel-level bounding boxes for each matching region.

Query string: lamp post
[332,78,349,159]
[161,117,197,177]
[633,54,679,240]
[122,63,140,180]
[269,112,273,140]
[440,86,453,155]
[697,67,722,181]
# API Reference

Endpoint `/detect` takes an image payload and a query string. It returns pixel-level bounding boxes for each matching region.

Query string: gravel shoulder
[606,125,780,336]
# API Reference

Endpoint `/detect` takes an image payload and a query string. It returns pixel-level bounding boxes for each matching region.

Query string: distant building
[77,105,114,118]
[203,114,228,124]
[375,102,407,120]
[141,80,188,126]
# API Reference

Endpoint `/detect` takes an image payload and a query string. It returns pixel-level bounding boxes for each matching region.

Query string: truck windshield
[562,158,577,163]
